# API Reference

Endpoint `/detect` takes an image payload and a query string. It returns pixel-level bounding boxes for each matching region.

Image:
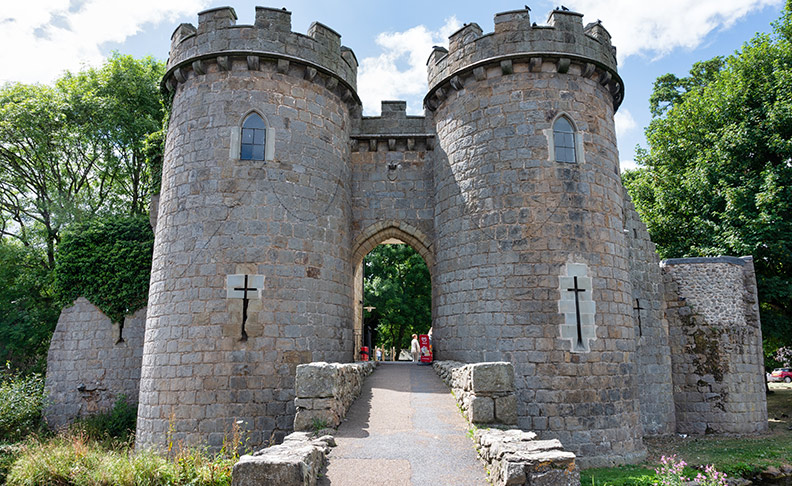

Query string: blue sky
[1,0,785,170]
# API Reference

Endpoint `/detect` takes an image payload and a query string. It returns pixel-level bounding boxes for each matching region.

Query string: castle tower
[137,7,360,449]
[425,9,645,466]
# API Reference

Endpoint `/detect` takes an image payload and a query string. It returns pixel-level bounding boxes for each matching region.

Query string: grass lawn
[582,383,792,485]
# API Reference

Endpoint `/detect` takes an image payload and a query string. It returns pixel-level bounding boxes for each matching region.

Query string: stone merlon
[164,6,358,95]
[425,7,622,110]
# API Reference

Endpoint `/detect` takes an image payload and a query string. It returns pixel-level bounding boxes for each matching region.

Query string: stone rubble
[231,431,335,486]
[474,429,579,486]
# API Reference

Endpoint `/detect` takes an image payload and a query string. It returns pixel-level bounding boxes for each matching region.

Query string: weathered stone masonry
[44,5,767,469]
[663,256,767,435]
[45,298,145,428]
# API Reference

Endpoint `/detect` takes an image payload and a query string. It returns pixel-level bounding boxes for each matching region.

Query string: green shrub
[72,395,137,443]
[6,433,234,486]
[0,372,45,443]
[0,444,22,485]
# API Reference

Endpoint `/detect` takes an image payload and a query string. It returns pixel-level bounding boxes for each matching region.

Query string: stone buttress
[138,7,358,449]
[425,9,644,466]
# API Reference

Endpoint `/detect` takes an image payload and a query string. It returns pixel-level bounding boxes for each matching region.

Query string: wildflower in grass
[655,455,688,486]
[694,464,728,486]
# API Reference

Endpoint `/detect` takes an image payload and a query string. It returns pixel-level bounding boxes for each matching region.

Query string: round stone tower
[425,9,644,466]
[137,7,359,449]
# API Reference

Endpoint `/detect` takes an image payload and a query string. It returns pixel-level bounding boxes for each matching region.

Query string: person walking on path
[410,334,419,363]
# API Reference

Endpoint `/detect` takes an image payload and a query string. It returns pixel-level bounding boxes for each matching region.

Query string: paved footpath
[319,362,489,486]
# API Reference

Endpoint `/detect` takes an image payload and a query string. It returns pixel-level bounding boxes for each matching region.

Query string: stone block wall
[624,198,676,436]
[428,9,645,464]
[426,9,620,107]
[139,8,357,450]
[433,361,517,425]
[44,298,145,428]
[293,361,376,431]
[663,256,767,434]
[350,101,435,243]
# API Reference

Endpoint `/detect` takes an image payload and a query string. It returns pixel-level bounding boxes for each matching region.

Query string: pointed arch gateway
[351,221,435,361]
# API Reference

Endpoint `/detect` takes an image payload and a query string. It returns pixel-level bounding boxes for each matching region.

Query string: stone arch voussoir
[352,221,434,268]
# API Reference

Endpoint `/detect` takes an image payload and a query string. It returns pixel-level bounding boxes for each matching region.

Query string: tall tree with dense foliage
[0,54,165,269]
[0,55,165,373]
[363,244,431,352]
[0,242,59,372]
[624,2,792,344]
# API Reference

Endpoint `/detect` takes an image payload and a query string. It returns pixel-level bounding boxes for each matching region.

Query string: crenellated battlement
[351,101,434,152]
[162,6,359,104]
[425,8,622,110]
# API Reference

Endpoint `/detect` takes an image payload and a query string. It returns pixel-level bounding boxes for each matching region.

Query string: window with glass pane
[241,113,266,161]
[553,116,576,163]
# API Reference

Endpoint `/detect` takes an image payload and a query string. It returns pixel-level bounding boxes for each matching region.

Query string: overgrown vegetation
[70,395,138,444]
[0,370,45,443]
[0,372,243,486]
[55,215,154,325]
[5,434,236,486]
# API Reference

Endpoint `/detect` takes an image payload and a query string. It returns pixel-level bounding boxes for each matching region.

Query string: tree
[363,244,431,353]
[58,54,167,214]
[0,54,166,268]
[624,2,792,345]
[0,241,59,372]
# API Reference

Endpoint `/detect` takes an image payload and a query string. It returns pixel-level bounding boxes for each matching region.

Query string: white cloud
[568,0,782,62]
[614,109,637,137]
[620,159,639,172]
[358,16,461,115]
[0,0,209,84]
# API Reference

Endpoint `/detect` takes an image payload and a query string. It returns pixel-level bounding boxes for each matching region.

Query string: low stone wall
[475,429,579,486]
[232,432,335,486]
[293,361,377,431]
[433,360,517,425]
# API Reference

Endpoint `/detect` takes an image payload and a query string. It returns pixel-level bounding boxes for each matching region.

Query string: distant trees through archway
[362,243,431,359]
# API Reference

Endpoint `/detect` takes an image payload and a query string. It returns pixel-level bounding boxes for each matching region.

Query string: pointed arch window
[241,113,267,161]
[553,116,577,163]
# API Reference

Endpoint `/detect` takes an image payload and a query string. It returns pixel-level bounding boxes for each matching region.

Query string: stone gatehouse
[44,6,767,467]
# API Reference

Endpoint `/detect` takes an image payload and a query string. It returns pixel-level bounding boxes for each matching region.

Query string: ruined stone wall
[663,257,767,434]
[45,298,145,428]
[428,8,644,467]
[138,7,356,450]
[624,199,676,436]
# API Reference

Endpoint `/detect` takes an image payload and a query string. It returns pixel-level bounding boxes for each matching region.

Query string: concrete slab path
[319,362,489,486]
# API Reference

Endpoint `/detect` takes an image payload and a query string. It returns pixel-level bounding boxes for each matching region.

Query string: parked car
[769,368,792,383]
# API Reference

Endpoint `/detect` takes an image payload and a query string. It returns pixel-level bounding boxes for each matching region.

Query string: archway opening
[360,241,431,361]
[351,223,434,362]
